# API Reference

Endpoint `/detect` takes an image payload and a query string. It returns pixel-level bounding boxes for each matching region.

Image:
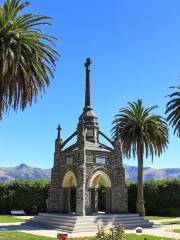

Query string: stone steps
[27,219,150,229]
[37,213,144,221]
[26,213,153,234]
[31,216,149,226]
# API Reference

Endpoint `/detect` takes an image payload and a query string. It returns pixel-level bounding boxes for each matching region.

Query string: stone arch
[62,171,77,188]
[88,170,112,188]
[88,169,112,214]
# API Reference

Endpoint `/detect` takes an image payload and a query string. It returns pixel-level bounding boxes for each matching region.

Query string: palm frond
[0,0,59,118]
[113,99,168,161]
[166,86,180,137]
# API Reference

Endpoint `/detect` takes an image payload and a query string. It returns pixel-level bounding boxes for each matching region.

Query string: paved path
[152,217,180,224]
[0,218,180,239]
[127,223,180,240]
[14,216,34,220]
[0,223,58,238]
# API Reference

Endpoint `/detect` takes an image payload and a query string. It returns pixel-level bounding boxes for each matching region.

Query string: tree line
[0,179,179,216]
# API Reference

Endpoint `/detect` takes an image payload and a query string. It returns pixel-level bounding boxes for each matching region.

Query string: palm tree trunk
[136,147,145,216]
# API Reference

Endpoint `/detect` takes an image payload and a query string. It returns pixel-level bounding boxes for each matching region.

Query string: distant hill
[0,164,51,183]
[0,163,180,183]
[124,165,180,182]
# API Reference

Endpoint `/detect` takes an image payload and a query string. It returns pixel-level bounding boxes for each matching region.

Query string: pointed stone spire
[78,58,99,144]
[54,124,62,167]
[84,58,92,109]
[56,124,62,141]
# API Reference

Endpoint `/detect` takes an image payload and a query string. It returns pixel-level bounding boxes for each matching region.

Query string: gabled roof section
[62,141,113,153]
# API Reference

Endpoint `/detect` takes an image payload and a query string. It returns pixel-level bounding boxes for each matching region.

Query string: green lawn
[0,232,54,239]
[0,232,177,240]
[172,229,180,233]
[163,220,180,225]
[0,215,25,223]
[125,234,176,239]
[145,216,175,220]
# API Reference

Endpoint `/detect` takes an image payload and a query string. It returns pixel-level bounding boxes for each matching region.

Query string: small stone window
[66,157,73,165]
[87,129,94,137]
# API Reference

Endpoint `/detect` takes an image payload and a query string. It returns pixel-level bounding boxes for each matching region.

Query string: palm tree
[0,0,58,118]
[166,85,180,137]
[113,99,168,216]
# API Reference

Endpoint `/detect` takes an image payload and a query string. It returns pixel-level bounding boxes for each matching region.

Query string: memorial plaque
[96,156,106,165]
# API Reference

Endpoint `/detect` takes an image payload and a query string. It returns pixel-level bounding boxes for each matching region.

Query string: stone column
[105,188,111,213]
[76,185,86,215]
[111,166,128,213]
[63,188,71,213]
[87,188,92,214]
[90,188,95,213]
[68,188,71,213]
[47,187,59,213]
[47,126,62,213]
[94,188,98,213]
[58,188,64,212]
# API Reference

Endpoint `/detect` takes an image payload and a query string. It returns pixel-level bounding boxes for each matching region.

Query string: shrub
[31,205,38,215]
[0,178,179,216]
[0,179,50,214]
[96,224,125,240]
[128,179,180,216]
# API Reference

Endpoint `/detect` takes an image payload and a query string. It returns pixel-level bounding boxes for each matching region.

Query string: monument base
[26,213,153,235]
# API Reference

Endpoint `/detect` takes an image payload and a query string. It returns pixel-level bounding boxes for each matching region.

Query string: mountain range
[0,164,51,183]
[0,163,180,183]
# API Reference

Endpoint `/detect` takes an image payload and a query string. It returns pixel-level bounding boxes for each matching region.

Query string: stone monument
[47,58,128,215]
[27,59,153,234]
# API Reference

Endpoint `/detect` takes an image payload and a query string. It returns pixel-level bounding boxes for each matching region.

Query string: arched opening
[62,171,77,213]
[89,170,112,214]
[97,177,106,212]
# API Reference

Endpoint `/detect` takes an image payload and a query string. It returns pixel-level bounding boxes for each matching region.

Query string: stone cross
[84,58,92,70]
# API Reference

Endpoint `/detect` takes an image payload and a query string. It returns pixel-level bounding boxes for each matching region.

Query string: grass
[0,232,54,239]
[172,229,180,233]
[163,220,180,225]
[125,234,176,239]
[0,215,25,223]
[145,216,175,220]
[0,232,176,240]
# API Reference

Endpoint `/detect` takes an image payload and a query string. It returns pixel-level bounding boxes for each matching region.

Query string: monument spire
[84,58,92,109]
[57,124,62,141]
[78,57,98,144]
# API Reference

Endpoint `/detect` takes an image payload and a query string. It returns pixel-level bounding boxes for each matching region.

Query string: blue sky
[0,0,180,169]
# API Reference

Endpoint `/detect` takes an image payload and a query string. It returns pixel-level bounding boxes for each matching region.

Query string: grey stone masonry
[47,58,128,215]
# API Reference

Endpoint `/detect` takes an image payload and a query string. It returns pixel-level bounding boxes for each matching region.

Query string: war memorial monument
[28,58,152,234]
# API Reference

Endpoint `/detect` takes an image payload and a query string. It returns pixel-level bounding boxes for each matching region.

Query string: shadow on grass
[0,222,51,232]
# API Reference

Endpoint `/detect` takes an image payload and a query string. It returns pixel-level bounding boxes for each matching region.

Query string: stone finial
[57,124,62,141]
[84,57,92,69]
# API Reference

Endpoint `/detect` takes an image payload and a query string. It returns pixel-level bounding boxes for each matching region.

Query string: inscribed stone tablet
[96,156,106,164]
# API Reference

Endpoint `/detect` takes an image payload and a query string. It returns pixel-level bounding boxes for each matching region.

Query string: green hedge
[0,179,50,214]
[128,179,180,216]
[0,179,179,216]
